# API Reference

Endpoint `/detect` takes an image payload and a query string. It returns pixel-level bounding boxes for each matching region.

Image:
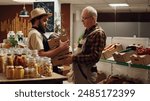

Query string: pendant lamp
[19,4,29,17]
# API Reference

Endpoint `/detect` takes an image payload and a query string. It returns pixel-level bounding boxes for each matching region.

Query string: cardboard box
[48,34,72,66]
[130,54,150,65]
[53,49,70,58]
[51,53,72,66]
[113,51,135,62]
[48,38,59,49]
[48,34,68,49]
[101,43,123,59]
[61,66,71,76]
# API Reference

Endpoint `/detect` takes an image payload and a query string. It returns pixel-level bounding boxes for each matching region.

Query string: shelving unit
[98,58,150,83]
[97,37,150,83]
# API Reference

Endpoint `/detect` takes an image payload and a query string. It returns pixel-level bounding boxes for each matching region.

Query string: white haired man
[66,6,106,84]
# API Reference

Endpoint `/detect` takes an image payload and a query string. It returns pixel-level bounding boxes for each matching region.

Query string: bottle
[16,31,24,43]
[7,31,15,39]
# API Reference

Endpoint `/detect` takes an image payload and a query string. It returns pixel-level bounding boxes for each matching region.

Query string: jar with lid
[31,50,38,58]
[0,55,5,73]
[6,66,14,79]
[27,57,38,76]
[13,49,26,68]
[14,66,24,79]
[24,67,36,78]
[6,54,14,66]
[38,57,52,77]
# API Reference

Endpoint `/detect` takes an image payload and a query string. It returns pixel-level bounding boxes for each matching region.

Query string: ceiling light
[19,4,29,17]
[109,3,129,7]
[13,0,36,3]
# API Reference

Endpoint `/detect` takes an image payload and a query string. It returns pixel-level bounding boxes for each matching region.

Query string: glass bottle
[16,31,24,43]
[7,31,15,39]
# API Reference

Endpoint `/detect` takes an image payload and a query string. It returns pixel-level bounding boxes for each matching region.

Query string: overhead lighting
[13,0,36,3]
[109,3,129,7]
[19,4,29,17]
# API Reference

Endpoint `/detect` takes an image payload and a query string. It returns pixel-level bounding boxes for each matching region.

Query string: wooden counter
[0,73,67,84]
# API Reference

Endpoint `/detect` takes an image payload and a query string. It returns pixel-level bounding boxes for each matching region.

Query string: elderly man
[66,6,106,84]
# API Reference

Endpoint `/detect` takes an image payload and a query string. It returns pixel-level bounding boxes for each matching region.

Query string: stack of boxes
[101,43,123,59]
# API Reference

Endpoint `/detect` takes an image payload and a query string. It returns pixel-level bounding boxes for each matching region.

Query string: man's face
[81,10,93,29]
[38,16,49,32]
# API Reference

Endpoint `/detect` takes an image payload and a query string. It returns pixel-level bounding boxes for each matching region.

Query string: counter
[0,72,67,84]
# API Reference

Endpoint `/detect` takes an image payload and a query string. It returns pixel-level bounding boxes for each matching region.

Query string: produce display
[103,43,150,66]
[101,43,123,59]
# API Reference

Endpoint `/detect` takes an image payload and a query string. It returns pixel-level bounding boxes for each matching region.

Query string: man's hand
[59,40,69,51]
[63,54,73,65]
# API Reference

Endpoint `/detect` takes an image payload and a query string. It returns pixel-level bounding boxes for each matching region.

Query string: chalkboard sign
[34,2,54,32]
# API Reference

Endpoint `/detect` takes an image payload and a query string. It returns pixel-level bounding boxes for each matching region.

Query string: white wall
[71,5,150,45]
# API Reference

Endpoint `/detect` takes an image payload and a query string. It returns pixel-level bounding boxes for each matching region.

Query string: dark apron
[72,29,102,84]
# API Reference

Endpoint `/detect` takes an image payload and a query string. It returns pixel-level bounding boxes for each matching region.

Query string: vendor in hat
[27,8,69,73]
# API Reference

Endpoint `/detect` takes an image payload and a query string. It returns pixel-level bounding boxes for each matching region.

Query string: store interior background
[0,0,150,44]
[0,0,150,83]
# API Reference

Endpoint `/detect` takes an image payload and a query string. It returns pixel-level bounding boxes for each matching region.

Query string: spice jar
[6,66,14,79]
[14,66,24,79]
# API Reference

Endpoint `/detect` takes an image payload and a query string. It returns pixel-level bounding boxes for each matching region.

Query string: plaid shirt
[73,23,106,65]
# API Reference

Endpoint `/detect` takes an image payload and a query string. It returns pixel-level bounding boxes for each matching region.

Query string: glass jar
[0,55,5,73]
[16,31,24,43]
[6,66,14,79]
[14,66,24,79]
[27,57,38,76]
[38,57,52,77]
[31,50,38,57]
[6,54,14,66]
[24,67,36,78]
[7,31,15,39]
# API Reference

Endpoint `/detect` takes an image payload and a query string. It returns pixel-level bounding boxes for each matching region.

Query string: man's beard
[38,21,46,34]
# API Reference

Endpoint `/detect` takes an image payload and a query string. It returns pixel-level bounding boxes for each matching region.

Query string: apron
[29,28,61,73]
[31,27,50,51]
[72,29,102,84]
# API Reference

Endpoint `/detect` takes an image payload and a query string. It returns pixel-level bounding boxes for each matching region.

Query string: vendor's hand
[59,40,69,51]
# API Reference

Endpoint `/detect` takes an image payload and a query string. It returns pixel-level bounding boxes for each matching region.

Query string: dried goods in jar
[6,66,14,79]
[14,66,24,79]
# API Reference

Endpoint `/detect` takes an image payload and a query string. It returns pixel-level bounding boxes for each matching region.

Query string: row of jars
[0,48,53,79]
